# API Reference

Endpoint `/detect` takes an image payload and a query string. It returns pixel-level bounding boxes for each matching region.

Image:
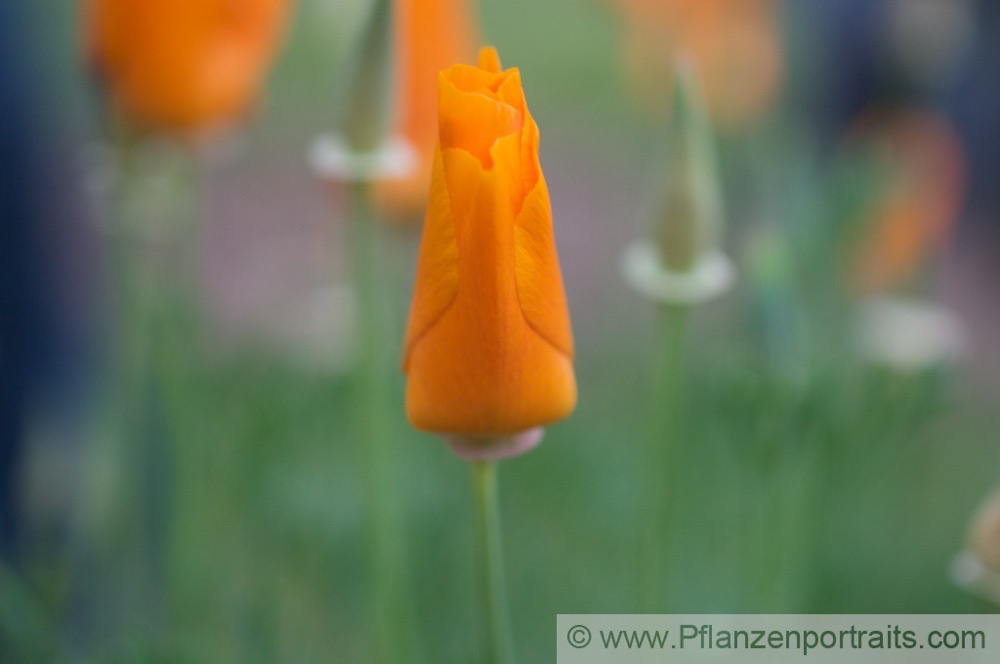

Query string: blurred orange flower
[86,0,291,133]
[403,47,576,438]
[374,0,478,219]
[851,111,965,294]
[614,0,783,129]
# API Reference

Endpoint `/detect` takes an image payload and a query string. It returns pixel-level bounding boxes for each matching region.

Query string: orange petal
[438,69,523,167]
[478,46,502,73]
[404,147,575,435]
[515,176,574,358]
[403,145,460,369]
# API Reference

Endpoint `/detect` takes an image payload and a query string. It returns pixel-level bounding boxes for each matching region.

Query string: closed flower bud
[340,0,394,154]
[374,0,478,218]
[402,48,576,445]
[849,111,965,295]
[621,58,735,307]
[952,485,1000,605]
[655,59,723,273]
[969,487,1000,575]
[614,0,783,129]
[86,0,290,134]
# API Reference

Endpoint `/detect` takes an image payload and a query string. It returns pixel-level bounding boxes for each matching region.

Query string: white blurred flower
[854,295,966,370]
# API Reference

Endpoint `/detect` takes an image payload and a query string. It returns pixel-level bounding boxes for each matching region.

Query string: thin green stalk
[472,461,514,664]
[99,131,180,647]
[348,181,423,664]
[639,304,689,610]
[147,147,203,621]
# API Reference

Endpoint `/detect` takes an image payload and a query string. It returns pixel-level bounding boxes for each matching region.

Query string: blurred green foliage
[2,1,998,663]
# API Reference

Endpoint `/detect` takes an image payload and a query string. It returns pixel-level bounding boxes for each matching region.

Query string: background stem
[348,180,423,664]
[639,304,689,610]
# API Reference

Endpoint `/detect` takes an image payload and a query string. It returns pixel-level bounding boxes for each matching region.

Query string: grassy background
[4,0,1000,662]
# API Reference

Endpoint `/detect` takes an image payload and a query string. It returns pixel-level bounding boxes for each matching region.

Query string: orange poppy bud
[402,47,576,445]
[850,111,965,294]
[86,0,290,133]
[614,0,783,129]
[373,0,478,219]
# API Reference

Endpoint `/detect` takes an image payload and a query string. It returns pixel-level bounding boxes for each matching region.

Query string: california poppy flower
[86,0,290,133]
[850,111,965,294]
[613,0,783,129]
[373,0,478,218]
[403,47,576,442]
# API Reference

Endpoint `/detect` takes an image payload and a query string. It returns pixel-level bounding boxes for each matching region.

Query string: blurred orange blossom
[403,47,576,440]
[85,0,291,133]
[850,110,965,294]
[613,0,783,129]
[374,0,478,219]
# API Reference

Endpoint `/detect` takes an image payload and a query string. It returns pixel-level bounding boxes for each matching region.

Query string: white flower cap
[309,132,417,183]
[621,240,736,305]
[854,295,967,370]
[951,551,1000,606]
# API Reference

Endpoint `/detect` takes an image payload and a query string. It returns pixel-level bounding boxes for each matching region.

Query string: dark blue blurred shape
[0,2,90,563]
[950,1,1000,227]
[806,0,1000,230]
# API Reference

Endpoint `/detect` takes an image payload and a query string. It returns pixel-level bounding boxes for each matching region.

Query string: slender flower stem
[472,461,514,664]
[106,132,158,631]
[102,131,196,645]
[348,181,423,663]
[639,303,688,610]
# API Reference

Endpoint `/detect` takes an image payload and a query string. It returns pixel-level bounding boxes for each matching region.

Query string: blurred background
[2,0,1000,661]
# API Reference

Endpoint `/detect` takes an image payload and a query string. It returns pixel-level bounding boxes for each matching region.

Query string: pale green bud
[654,58,724,273]
[341,0,394,154]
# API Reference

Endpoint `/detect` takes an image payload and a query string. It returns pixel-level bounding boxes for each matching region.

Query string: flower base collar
[621,240,735,305]
[446,428,544,461]
[951,550,1000,606]
[854,295,966,370]
[309,132,417,182]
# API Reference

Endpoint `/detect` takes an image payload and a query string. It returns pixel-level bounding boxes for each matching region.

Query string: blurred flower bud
[848,111,965,296]
[655,59,723,273]
[613,0,783,130]
[340,0,394,154]
[373,0,478,220]
[86,0,290,134]
[621,59,735,306]
[969,486,1000,574]
[310,0,421,184]
[952,485,1000,605]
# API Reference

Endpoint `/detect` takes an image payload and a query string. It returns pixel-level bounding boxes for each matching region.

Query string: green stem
[639,304,689,610]
[125,139,205,618]
[103,131,192,646]
[108,134,158,607]
[472,461,514,664]
[348,181,423,664]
